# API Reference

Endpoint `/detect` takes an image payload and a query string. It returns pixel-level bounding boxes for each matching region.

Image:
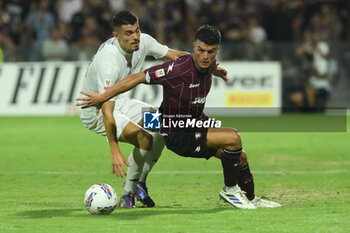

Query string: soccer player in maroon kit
[77,25,281,209]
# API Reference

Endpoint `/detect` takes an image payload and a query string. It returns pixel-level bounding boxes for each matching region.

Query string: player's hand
[76,91,105,113]
[111,152,130,178]
[213,63,228,82]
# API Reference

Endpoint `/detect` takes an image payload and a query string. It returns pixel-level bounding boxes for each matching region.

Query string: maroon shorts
[164,127,214,159]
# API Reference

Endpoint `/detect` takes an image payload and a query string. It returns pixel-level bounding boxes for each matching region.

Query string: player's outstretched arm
[76,71,147,109]
[164,49,189,60]
[213,62,228,82]
[101,101,130,178]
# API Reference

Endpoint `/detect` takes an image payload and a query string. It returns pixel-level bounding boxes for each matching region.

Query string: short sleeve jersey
[144,54,216,134]
[313,41,329,75]
[80,33,168,116]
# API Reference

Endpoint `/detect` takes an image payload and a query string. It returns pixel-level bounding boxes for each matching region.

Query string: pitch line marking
[0,169,347,175]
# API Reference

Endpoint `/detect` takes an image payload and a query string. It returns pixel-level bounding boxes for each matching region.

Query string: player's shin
[139,132,165,182]
[124,147,148,194]
[220,148,242,187]
[238,164,255,200]
[134,132,164,207]
[219,148,257,209]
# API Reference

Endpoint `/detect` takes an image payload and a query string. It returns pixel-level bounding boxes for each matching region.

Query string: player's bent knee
[137,130,153,151]
[225,129,242,147]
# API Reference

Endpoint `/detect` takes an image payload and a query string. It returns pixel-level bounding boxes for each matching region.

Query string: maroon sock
[238,164,255,200]
[221,148,242,187]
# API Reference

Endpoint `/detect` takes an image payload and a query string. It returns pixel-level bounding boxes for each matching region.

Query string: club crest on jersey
[155,69,165,78]
[104,79,112,90]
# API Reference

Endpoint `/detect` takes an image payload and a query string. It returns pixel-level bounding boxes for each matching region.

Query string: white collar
[113,38,133,58]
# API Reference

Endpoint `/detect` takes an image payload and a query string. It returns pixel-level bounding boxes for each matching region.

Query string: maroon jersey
[144,54,216,134]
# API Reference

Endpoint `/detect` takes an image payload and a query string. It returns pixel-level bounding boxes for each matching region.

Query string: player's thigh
[206,127,241,150]
[121,98,160,132]
[121,98,154,127]
[119,121,153,151]
[125,100,159,132]
[113,110,153,150]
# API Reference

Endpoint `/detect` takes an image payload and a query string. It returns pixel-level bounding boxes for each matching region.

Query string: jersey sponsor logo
[143,110,161,129]
[189,97,206,105]
[155,69,165,78]
[167,63,174,74]
[104,79,112,90]
[189,83,200,88]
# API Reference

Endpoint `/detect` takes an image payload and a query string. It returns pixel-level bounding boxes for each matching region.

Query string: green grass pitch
[0,115,349,233]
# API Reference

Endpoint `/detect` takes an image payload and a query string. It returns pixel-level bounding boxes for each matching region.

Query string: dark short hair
[113,11,138,28]
[195,25,221,45]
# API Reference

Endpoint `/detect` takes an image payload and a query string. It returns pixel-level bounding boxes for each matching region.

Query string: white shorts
[309,76,331,91]
[80,97,153,139]
[114,97,153,139]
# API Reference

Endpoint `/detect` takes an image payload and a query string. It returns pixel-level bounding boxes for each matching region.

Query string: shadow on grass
[17,208,83,219]
[17,206,232,219]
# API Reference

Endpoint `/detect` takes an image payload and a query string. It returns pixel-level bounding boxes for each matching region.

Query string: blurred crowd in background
[0,0,349,110]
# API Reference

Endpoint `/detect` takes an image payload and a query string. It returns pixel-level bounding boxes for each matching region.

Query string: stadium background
[0,1,349,233]
[0,0,349,113]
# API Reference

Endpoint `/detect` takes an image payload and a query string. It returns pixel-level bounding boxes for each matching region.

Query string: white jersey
[79,33,168,135]
[310,41,330,90]
[80,33,168,115]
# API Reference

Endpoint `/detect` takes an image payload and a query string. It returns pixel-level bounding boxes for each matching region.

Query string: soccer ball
[84,183,118,214]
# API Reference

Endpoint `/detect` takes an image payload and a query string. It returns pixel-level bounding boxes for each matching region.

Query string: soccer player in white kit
[78,11,188,208]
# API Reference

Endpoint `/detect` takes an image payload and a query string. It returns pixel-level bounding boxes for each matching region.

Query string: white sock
[225,184,240,193]
[124,147,149,194]
[139,132,165,183]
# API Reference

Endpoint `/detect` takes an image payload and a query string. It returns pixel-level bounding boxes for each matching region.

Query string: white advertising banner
[0,62,88,115]
[205,61,282,115]
[0,61,281,115]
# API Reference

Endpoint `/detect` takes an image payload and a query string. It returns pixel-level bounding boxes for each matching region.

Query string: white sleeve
[94,52,120,101]
[314,59,328,75]
[143,33,168,59]
[318,42,329,56]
